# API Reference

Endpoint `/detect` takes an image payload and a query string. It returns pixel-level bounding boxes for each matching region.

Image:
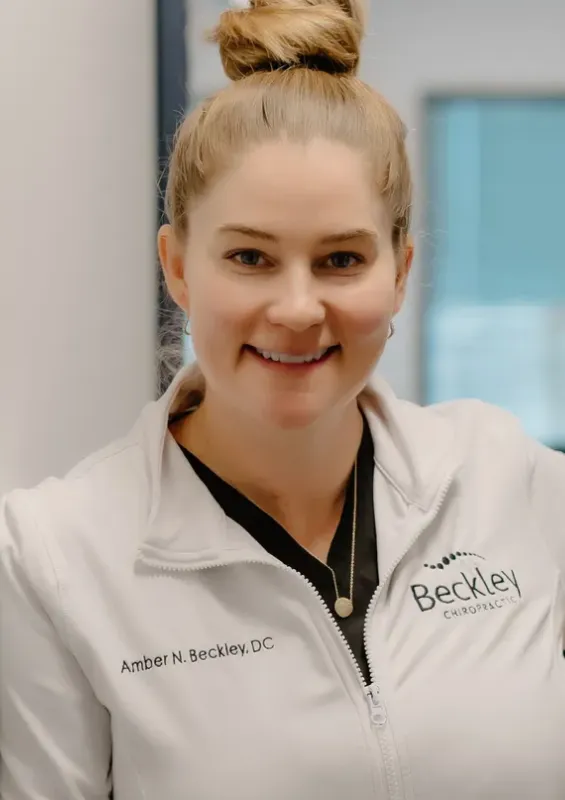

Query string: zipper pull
[366,683,387,727]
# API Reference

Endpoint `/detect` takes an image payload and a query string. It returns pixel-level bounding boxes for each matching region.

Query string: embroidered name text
[121,637,274,674]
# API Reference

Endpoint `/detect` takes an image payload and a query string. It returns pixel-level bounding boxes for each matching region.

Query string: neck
[173,393,364,555]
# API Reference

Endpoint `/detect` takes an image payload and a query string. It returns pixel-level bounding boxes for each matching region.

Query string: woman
[1,1,564,798]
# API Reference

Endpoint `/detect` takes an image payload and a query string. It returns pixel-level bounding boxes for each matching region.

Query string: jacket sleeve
[0,492,112,799]
[529,440,565,598]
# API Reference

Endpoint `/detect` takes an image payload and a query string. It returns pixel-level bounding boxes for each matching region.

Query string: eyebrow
[217,224,379,244]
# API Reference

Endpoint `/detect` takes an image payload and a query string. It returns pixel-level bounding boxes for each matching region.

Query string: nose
[266,266,326,332]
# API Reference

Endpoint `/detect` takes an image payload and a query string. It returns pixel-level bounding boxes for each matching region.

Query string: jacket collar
[138,365,461,560]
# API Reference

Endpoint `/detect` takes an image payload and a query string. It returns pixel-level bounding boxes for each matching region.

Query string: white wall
[0,1,157,492]
[367,0,565,401]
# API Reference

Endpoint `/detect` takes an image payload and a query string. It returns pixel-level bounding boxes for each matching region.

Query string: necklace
[328,460,358,619]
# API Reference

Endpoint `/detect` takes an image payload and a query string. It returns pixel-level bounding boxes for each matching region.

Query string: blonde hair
[165,0,412,248]
[159,0,412,394]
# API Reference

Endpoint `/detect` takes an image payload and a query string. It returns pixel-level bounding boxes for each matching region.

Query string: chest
[71,484,565,799]
[371,488,565,797]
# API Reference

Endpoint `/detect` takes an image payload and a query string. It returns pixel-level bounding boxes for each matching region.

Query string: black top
[178,415,378,684]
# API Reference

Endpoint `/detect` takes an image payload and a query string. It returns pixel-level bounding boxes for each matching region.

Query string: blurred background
[1,0,564,493]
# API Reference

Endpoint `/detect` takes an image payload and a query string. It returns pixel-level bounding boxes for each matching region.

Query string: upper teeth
[256,348,329,364]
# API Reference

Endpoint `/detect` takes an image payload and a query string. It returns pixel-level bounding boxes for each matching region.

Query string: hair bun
[211,0,365,82]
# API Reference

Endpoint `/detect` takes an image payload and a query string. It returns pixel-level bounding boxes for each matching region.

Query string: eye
[227,249,268,268]
[324,252,364,270]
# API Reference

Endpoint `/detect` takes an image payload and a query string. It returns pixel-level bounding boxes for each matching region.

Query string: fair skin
[159,137,412,560]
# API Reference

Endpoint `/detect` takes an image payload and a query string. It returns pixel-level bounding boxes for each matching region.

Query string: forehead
[191,138,390,237]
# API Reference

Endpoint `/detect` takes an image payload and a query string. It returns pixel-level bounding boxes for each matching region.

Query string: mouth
[244,344,340,369]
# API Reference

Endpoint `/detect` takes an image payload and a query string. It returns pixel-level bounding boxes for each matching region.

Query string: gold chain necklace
[328,460,358,619]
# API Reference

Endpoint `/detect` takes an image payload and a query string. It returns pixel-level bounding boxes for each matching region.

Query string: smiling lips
[246,344,340,367]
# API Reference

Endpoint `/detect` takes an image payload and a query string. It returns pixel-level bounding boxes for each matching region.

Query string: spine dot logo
[424,551,485,571]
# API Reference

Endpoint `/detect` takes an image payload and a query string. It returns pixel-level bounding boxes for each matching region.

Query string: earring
[184,318,191,337]
[388,321,395,340]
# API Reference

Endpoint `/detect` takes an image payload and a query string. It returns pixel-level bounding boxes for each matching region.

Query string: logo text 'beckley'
[410,567,521,612]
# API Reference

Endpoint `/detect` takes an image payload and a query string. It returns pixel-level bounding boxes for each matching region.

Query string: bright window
[424,96,565,448]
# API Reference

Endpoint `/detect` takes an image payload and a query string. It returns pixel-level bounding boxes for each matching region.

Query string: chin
[258,397,337,431]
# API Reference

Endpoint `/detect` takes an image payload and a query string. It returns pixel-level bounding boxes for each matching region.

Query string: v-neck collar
[178,414,378,683]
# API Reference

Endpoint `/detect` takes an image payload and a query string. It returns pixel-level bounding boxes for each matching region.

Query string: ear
[158,225,189,315]
[393,237,414,314]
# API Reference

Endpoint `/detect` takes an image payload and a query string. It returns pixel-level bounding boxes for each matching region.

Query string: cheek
[348,306,390,340]
[190,285,252,353]
[339,282,396,342]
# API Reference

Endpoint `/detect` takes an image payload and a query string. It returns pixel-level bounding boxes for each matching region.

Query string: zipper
[359,473,455,799]
[140,473,453,800]
[360,471,455,720]
[140,470,454,724]
[140,550,392,797]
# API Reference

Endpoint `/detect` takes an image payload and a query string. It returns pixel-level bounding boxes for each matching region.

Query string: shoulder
[369,376,530,468]
[431,397,527,448]
[0,408,158,595]
[525,437,565,583]
[6,435,148,536]
[415,397,565,581]
[432,398,565,581]
[424,397,551,489]
[368,376,526,447]
[0,369,198,603]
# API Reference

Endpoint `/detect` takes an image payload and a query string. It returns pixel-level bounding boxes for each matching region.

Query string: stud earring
[388,321,395,340]
[184,318,191,337]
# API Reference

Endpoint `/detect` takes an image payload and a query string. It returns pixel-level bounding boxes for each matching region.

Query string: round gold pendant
[334,597,354,618]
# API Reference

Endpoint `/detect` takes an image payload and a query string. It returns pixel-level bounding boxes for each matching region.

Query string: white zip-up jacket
[1,367,565,800]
